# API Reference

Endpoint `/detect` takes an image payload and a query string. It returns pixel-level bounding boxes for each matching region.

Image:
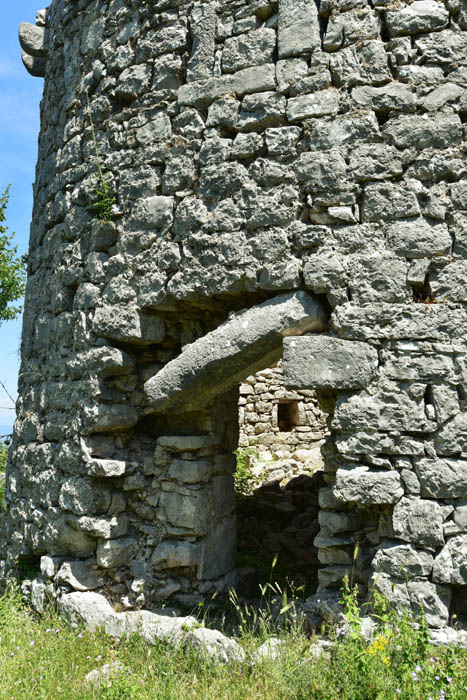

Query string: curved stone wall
[3,0,467,624]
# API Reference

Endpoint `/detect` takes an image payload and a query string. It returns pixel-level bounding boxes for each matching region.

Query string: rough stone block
[392,497,445,550]
[74,515,128,540]
[160,489,210,535]
[223,28,276,73]
[86,459,127,478]
[283,335,378,390]
[352,83,416,112]
[178,64,276,107]
[21,51,47,78]
[385,1,449,38]
[59,478,112,516]
[168,459,212,484]
[278,0,321,58]
[433,535,467,585]
[386,219,451,259]
[372,542,433,578]
[56,560,103,591]
[382,114,462,150]
[332,302,467,342]
[96,537,136,568]
[362,183,420,222]
[332,466,403,505]
[157,435,218,452]
[198,517,237,579]
[186,4,216,82]
[295,150,347,191]
[286,89,339,121]
[19,22,49,57]
[115,65,151,100]
[93,305,165,345]
[152,541,201,569]
[415,457,467,499]
[372,573,451,628]
[90,404,138,433]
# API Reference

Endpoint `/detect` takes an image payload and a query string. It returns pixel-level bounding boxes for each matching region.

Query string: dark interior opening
[277,401,299,432]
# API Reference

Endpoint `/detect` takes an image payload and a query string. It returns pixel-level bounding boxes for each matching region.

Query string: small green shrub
[86,92,117,223]
[233,447,260,496]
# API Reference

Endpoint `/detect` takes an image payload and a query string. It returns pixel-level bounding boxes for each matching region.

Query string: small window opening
[277,401,299,432]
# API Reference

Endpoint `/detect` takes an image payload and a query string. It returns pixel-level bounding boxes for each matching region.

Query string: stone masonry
[238,361,326,482]
[3,0,467,626]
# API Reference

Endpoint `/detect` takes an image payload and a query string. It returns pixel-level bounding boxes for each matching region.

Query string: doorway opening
[235,360,328,598]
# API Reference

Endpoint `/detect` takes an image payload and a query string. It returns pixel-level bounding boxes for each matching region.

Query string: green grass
[0,583,466,700]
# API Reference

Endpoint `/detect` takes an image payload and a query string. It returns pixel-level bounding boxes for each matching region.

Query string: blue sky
[0,2,44,430]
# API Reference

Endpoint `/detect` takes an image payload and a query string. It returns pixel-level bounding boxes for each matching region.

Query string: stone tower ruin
[4,0,467,627]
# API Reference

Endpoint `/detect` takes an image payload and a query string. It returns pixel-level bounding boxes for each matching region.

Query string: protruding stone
[19,22,49,57]
[93,305,165,345]
[21,51,47,78]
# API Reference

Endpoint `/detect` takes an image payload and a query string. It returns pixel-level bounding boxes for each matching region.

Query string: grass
[0,582,466,700]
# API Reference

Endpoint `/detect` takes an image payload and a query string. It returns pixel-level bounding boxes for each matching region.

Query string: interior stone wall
[3,0,467,625]
[238,360,326,482]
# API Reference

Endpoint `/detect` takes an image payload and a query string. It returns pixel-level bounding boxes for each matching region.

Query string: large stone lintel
[144,291,327,414]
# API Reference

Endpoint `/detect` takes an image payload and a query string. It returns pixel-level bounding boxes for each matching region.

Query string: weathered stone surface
[93,305,165,345]
[60,592,115,631]
[332,303,467,342]
[323,9,381,51]
[59,478,112,516]
[185,628,245,664]
[278,0,321,58]
[152,541,201,570]
[223,29,276,73]
[145,292,327,413]
[74,515,128,540]
[178,64,276,107]
[434,413,467,455]
[186,4,216,82]
[86,459,127,478]
[96,537,136,569]
[21,51,47,77]
[372,542,433,578]
[415,458,467,499]
[330,41,391,87]
[372,574,451,628]
[283,335,378,390]
[286,90,340,121]
[382,114,462,149]
[433,536,467,585]
[362,183,420,222]
[385,1,449,38]
[19,22,49,57]
[386,219,452,259]
[332,466,403,505]
[352,83,415,112]
[159,489,210,535]
[56,560,103,591]
[10,0,467,624]
[392,497,445,550]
